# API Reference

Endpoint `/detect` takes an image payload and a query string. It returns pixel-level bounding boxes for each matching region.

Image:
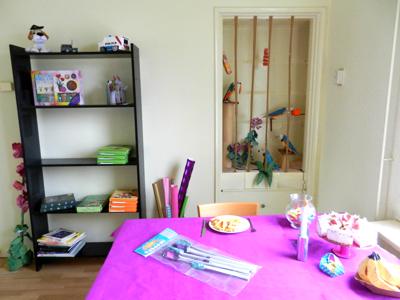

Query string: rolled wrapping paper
[170,184,179,218]
[179,196,189,218]
[178,159,195,213]
[163,177,171,218]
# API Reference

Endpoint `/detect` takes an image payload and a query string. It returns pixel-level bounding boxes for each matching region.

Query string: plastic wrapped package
[134,228,261,296]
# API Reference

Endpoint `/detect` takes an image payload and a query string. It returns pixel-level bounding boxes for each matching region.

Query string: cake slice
[327,227,354,246]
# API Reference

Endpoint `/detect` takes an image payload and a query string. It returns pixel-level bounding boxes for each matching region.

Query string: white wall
[318,0,398,219]
[0,0,330,255]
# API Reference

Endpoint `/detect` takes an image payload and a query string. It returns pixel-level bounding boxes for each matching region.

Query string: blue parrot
[280,134,299,155]
[268,107,287,117]
[266,151,280,170]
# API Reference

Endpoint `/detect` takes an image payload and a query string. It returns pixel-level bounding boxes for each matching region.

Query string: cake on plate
[317,212,377,247]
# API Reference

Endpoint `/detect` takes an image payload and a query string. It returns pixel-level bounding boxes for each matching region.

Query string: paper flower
[13,180,25,191]
[16,194,29,213]
[16,162,24,177]
[250,117,263,130]
[12,143,23,158]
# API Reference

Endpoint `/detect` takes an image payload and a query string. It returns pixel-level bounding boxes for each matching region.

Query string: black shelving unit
[9,44,146,271]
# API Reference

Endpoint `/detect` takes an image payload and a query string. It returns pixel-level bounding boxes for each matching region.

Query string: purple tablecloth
[87,215,400,300]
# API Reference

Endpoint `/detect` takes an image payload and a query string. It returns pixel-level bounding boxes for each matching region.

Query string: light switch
[0,81,14,92]
[336,69,345,86]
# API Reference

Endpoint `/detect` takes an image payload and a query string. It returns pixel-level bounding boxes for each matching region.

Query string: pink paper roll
[170,184,179,218]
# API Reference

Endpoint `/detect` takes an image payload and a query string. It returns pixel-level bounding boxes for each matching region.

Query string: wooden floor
[0,257,104,300]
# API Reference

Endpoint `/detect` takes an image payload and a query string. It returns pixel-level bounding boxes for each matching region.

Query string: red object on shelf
[223,54,232,74]
[291,108,302,116]
[263,48,269,66]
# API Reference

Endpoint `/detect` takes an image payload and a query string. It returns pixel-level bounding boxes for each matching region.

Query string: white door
[317,0,398,220]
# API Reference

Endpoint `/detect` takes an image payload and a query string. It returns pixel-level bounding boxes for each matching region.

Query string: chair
[197,202,259,217]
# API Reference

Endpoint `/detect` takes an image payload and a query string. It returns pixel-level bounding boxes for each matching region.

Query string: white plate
[208,215,250,234]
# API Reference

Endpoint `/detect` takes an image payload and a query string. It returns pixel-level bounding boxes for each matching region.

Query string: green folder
[97,158,128,165]
[97,145,132,156]
[76,194,109,213]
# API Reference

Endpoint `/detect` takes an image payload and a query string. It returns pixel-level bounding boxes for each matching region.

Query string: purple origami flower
[250,117,263,130]
[12,143,23,158]
[16,194,29,213]
[16,162,24,177]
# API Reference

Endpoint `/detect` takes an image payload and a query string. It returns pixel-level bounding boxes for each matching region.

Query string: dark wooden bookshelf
[42,207,140,214]
[31,157,138,167]
[29,51,132,59]
[32,103,135,109]
[37,242,113,261]
[9,44,146,271]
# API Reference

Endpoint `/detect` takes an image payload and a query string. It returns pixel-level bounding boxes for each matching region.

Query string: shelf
[42,208,139,215]
[29,51,132,59]
[10,43,146,271]
[27,157,137,167]
[36,242,113,259]
[31,104,135,109]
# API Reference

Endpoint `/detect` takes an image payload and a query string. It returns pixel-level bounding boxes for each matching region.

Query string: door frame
[214,7,327,203]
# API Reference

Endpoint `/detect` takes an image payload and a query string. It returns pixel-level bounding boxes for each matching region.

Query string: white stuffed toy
[26,25,50,53]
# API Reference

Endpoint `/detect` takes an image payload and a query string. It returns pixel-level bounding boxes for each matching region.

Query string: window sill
[370,220,400,258]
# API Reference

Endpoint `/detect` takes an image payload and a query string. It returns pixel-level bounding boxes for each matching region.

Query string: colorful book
[109,189,138,212]
[38,232,86,247]
[97,158,128,165]
[37,240,86,257]
[97,145,132,156]
[31,70,83,106]
[40,193,76,213]
[31,71,55,105]
[76,194,109,213]
[110,190,138,201]
[97,155,128,160]
[43,228,77,243]
[53,70,83,106]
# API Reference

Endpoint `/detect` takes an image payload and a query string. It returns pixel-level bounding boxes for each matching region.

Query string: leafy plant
[254,161,273,186]
[244,129,258,147]
[7,143,33,271]
[227,143,248,169]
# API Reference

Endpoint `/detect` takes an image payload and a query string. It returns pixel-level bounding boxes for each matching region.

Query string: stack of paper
[96,145,132,165]
[37,228,86,257]
[109,190,138,212]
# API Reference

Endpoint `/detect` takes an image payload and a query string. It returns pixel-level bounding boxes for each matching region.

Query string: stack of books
[40,193,76,213]
[76,194,109,213]
[37,228,86,257]
[96,145,132,165]
[109,189,138,212]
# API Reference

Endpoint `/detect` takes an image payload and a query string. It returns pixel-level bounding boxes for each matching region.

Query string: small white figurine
[106,76,128,105]
[26,25,50,53]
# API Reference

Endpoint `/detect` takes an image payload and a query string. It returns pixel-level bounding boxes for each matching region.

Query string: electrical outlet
[0,81,14,92]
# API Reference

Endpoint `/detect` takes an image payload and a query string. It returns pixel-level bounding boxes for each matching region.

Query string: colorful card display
[31,70,84,106]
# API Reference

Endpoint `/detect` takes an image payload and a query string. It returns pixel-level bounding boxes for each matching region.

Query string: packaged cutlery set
[134,228,261,296]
